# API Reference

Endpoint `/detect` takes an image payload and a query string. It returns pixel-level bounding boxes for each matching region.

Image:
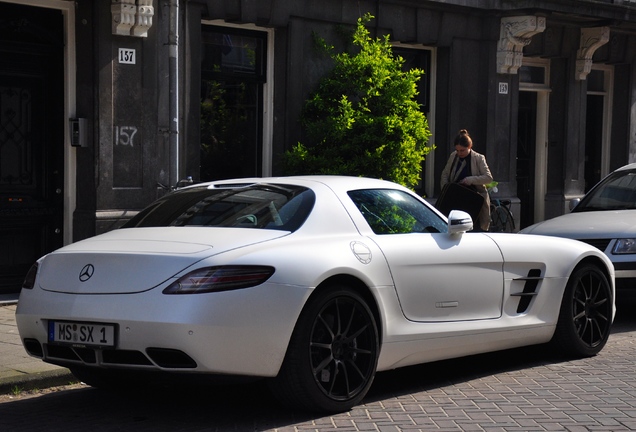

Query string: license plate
[48,320,116,348]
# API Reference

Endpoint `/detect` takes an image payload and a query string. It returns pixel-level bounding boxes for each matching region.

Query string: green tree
[283,14,432,189]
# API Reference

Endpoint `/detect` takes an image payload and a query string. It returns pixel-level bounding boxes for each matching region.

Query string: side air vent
[512,269,542,313]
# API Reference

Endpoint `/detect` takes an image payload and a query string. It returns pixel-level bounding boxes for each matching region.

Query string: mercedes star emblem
[79,264,95,282]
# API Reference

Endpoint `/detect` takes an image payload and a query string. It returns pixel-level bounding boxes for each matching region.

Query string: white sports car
[16,176,615,412]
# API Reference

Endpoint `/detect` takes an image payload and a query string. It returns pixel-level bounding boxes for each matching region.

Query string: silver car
[521,163,636,290]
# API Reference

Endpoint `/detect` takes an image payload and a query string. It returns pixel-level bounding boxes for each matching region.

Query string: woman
[440,129,493,231]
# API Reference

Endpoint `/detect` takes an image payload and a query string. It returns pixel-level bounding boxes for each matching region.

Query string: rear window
[123,184,315,232]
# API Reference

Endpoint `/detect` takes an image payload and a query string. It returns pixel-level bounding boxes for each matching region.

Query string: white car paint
[15,175,616,412]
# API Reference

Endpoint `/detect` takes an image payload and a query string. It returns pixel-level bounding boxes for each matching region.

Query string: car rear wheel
[552,263,612,357]
[270,286,379,412]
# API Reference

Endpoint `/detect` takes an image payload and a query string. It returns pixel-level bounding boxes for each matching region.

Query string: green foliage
[283,13,432,189]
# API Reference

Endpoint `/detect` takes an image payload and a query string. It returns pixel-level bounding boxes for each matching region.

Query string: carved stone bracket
[112,0,136,36]
[133,0,155,37]
[576,27,610,80]
[497,16,546,74]
[112,0,155,37]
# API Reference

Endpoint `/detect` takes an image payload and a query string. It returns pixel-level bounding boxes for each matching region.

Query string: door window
[348,189,446,234]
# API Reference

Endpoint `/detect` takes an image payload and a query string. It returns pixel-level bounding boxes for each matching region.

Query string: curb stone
[0,368,75,395]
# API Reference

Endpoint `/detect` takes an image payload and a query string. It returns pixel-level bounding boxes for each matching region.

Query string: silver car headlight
[613,239,636,255]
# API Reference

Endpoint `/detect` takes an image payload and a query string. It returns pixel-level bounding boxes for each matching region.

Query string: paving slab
[0,303,74,394]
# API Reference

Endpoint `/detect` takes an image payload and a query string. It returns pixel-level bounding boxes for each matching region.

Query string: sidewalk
[0,296,75,394]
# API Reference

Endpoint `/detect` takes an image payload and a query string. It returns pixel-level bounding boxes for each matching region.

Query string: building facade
[1,0,636,294]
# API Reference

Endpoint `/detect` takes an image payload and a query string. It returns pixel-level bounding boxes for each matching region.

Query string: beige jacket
[440,150,493,230]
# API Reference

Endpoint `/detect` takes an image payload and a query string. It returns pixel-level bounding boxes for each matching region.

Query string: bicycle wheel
[503,206,515,232]
[491,205,514,232]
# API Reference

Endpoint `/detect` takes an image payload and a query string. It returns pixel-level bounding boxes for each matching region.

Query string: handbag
[436,182,484,223]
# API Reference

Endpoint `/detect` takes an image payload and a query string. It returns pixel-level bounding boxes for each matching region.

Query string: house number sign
[114,126,138,147]
[118,48,136,64]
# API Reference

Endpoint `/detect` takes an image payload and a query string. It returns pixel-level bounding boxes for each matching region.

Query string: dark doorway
[517,92,537,230]
[199,26,266,181]
[585,95,604,192]
[0,4,65,294]
[393,47,432,196]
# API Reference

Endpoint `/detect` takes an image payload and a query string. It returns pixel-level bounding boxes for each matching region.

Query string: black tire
[270,286,379,412]
[551,263,613,357]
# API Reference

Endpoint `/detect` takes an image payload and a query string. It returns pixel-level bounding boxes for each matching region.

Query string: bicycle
[487,182,515,232]
[157,176,194,192]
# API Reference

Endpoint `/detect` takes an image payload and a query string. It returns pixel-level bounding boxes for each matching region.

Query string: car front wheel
[552,263,613,357]
[270,286,379,412]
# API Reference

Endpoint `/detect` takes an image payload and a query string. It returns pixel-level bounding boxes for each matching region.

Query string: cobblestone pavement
[1,292,635,431]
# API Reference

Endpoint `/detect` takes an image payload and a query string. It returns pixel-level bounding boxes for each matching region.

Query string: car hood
[520,209,636,239]
[37,227,288,294]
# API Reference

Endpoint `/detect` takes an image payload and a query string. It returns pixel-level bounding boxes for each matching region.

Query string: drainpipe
[168,0,179,186]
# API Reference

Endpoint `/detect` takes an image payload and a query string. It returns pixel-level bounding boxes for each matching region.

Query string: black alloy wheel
[552,263,613,357]
[270,286,379,412]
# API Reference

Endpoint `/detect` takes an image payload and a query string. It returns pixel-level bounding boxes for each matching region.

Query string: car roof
[615,163,636,172]
[197,175,413,193]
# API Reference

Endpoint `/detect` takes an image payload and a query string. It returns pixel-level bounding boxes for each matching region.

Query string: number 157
[118,49,136,64]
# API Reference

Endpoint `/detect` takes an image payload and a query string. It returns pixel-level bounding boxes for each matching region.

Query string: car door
[347,188,504,322]
[371,232,504,322]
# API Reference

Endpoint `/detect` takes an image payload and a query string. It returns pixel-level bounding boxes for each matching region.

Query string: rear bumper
[15,283,310,377]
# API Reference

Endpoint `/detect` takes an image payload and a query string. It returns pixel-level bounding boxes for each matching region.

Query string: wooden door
[0,4,64,294]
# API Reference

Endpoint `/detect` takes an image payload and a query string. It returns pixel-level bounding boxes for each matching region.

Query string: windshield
[574,169,636,212]
[123,184,315,231]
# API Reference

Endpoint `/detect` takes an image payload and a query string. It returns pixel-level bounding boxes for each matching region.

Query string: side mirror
[448,210,473,234]
[569,198,581,212]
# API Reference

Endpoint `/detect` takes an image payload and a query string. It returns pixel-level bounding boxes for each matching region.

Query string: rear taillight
[22,263,39,290]
[163,265,275,294]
